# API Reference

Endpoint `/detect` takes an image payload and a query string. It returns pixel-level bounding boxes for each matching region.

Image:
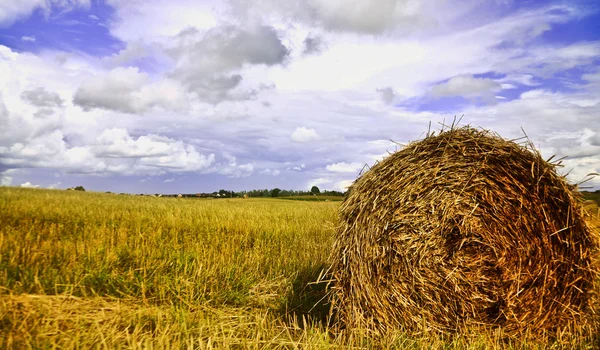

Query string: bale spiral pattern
[331,127,598,336]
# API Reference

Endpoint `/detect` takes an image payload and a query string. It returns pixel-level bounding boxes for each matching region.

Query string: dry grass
[332,126,600,341]
[1,186,599,348]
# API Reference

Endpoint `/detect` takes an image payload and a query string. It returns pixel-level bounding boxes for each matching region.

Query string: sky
[0,0,599,194]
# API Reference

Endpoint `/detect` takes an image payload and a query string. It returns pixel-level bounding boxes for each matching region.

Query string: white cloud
[169,24,289,103]
[303,35,326,55]
[73,67,148,112]
[0,173,12,186]
[430,74,500,102]
[105,0,220,42]
[0,0,91,27]
[326,162,363,173]
[102,42,149,67]
[334,179,353,192]
[305,0,436,34]
[73,67,187,113]
[520,89,546,99]
[307,177,330,189]
[93,128,216,174]
[95,128,174,158]
[376,87,397,105]
[217,152,254,178]
[499,74,539,87]
[293,163,306,171]
[164,178,175,183]
[231,0,472,35]
[47,181,61,189]
[305,176,354,192]
[0,121,216,176]
[21,36,36,42]
[291,127,318,143]
[20,181,40,188]
[0,0,43,27]
[260,168,280,176]
[238,163,254,172]
[0,2,599,191]
[21,87,64,108]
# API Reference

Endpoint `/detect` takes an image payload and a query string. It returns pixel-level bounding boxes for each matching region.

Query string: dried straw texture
[331,126,599,338]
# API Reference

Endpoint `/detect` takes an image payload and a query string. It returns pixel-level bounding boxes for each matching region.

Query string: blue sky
[0,0,122,56]
[1,0,599,193]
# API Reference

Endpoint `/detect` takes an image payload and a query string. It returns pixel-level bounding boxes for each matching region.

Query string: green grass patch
[277,195,344,202]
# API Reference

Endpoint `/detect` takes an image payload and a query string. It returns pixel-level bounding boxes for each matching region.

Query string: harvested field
[1,185,599,348]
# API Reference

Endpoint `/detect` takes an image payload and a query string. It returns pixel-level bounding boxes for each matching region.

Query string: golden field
[1,187,599,349]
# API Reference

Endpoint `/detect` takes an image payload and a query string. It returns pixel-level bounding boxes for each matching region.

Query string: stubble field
[1,187,599,349]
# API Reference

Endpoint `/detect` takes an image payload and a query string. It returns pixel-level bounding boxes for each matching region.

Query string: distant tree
[310,186,320,195]
[322,190,345,196]
[270,188,281,197]
[74,186,85,191]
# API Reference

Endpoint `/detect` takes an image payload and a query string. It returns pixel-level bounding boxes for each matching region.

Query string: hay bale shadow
[278,264,333,327]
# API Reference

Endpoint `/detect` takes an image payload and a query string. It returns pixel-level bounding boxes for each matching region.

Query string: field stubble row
[1,187,598,348]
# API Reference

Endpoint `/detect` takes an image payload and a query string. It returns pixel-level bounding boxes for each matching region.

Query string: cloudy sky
[1,0,599,193]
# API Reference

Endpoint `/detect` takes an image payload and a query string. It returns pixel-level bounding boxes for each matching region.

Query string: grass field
[584,191,600,207]
[1,187,599,349]
[276,195,344,202]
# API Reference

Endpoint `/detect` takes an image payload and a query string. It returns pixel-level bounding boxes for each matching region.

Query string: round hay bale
[331,126,598,337]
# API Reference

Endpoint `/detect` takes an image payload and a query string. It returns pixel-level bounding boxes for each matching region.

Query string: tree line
[241,186,344,198]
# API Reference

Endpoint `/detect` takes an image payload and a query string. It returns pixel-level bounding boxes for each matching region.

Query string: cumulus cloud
[0,97,42,148]
[303,35,326,55]
[291,127,318,143]
[0,173,12,186]
[335,179,354,191]
[260,168,280,176]
[0,126,216,176]
[305,0,435,34]
[73,67,187,113]
[590,132,600,147]
[105,0,219,42]
[0,0,43,27]
[326,162,363,173]
[20,181,40,188]
[307,177,330,189]
[231,0,456,35]
[376,87,396,105]
[1,130,102,172]
[217,152,254,178]
[170,24,289,103]
[305,176,353,192]
[102,42,149,67]
[93,128,215,173]
[1,1,599,192]
[95,128,176,158]
[47,181,61,189]
[0,0,91,27]
[73,67,147,112]
[21,87,64,108]
[286,163,306,171]
[430,74,500,103]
